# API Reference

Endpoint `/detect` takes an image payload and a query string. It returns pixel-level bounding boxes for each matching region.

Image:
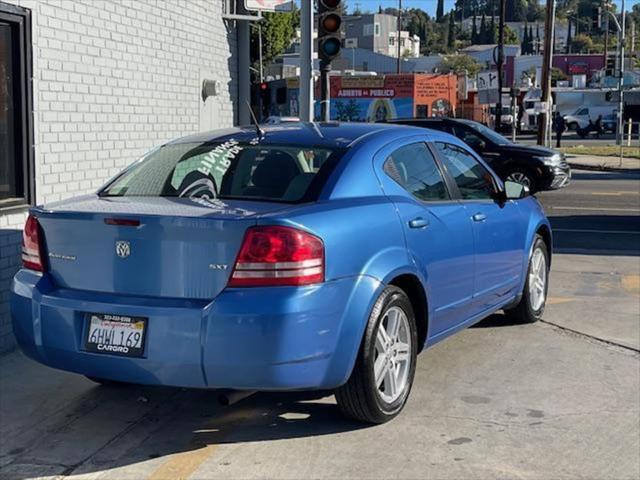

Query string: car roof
[389,117,469,126]
[167,122,428,149]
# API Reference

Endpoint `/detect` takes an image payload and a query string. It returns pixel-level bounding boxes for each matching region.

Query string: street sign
[244,0,293,12]
[534,101,549,113]
[477,71,499,105]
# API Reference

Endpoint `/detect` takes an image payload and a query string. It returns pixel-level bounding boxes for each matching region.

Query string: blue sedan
[11,122,551,423]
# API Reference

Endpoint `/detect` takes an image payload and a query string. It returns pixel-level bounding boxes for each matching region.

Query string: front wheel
[505,235,549,324]
[505,169,537,193]
[335,286,417,424]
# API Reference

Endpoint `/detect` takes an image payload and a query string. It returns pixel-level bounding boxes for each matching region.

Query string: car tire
[505,235,549,324]
[505,168,537,193]
[567,122,578,131]
[86,376,130,387]
[335,286,418,424]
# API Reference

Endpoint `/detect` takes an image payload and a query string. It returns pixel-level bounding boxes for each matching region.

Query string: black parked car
[387,118,571,193]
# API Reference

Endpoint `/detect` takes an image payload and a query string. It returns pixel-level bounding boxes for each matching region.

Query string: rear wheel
[335,286,417,424]
[505,235,549,324]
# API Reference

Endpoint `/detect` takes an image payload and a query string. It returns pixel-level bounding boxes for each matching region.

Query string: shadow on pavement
[0,376,368,479]
[470,312,520,329]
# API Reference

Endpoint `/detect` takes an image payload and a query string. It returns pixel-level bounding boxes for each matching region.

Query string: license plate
[84,313,147,357]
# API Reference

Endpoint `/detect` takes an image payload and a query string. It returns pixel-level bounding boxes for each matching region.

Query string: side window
[383,143,449,202]
[451,126,485,151]
[434,142,496,200]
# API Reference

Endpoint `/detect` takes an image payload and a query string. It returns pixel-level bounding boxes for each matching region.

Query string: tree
[404,8,432,55]
[436,0,445,22]
[526,0,544,22]
[571,33,593,53]
[504,25,519,45]
[438,54,483,76]
[551,67,568,85]
[506,0,528,22]
[528,25,534,52]
[447,13,456,50]
[471,12,478,43]
[522,24,530,54]
[479,13,487,43]
[535,23,541,54]
[488,11,496,43]
[250,7,299,77]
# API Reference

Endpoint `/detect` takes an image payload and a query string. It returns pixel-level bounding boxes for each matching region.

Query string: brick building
[0,0,240,352]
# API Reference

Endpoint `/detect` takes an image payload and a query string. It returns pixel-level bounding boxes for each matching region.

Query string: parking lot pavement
[1,169,639,480]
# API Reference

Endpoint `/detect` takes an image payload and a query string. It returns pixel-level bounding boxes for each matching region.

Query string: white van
[563,106,616,130]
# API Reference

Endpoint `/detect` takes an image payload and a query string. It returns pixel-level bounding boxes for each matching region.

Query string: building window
[374,23,380,36]
[363,24,374,36]
[0,3,34,211]
[389,37,395,46]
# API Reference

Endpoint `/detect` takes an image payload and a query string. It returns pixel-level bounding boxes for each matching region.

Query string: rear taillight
[229,226,324,287]
[22,215,44,272]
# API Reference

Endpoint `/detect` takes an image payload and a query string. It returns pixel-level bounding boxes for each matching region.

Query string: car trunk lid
[34,195,290,300]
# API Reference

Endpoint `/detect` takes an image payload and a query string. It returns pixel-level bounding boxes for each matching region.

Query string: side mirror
[504,180,530,200]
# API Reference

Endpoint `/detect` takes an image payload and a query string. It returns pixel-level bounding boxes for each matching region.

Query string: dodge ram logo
[115,241,131,259]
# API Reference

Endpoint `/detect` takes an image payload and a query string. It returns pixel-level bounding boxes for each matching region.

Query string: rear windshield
[100,141,342,203]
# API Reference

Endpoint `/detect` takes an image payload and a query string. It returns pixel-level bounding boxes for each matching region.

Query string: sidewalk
[566,154,640,172]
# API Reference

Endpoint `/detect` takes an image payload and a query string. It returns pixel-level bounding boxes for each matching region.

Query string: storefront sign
[244,0,293,12]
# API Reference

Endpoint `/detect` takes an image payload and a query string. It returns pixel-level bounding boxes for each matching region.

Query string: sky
[347,0,636,16]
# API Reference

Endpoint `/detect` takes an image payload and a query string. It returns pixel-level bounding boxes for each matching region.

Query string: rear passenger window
[383,143,449,202]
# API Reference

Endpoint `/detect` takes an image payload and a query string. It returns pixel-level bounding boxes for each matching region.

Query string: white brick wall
[0,0,239,352]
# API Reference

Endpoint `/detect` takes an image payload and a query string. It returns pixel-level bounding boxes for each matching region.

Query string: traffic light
[318,0,342,64]
[259,82,270,118]
[592,6,603,31]
[605,56,616,77]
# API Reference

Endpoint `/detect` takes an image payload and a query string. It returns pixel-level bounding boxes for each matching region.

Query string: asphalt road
[0,169,638,480]
[537,169,640,255]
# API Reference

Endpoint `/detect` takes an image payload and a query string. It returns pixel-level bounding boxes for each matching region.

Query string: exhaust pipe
[218,390,257,406]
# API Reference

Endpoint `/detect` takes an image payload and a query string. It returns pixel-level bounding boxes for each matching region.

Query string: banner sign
[244,0,293,12]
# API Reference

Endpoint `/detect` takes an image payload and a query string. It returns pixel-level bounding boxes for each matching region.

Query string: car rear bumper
[11,269,380,391]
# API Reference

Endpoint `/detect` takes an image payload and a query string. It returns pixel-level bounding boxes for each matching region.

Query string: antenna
[246,101,265,139]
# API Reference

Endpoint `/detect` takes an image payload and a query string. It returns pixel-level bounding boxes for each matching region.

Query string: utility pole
[537,0,556,146]
[616,0,626,146]
[604,15,609,69]
[495,0,506,133]
[299,0,314,122]
[397,0,402,73]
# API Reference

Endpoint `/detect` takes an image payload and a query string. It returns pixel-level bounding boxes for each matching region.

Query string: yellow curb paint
[547,296,575,305]
[147,444,217,480]
[621,275,640,297]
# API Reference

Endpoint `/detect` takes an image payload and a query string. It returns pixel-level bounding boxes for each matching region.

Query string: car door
[377,141,476,336]
[433,141,526,314]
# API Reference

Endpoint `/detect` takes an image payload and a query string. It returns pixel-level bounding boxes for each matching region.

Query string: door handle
[409,217,429,229]
[472,213,487,222]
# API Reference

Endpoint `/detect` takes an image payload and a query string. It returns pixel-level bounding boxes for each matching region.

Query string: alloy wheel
[528,247,547,311]
[506,171,532,187]
[374,306,412,404]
